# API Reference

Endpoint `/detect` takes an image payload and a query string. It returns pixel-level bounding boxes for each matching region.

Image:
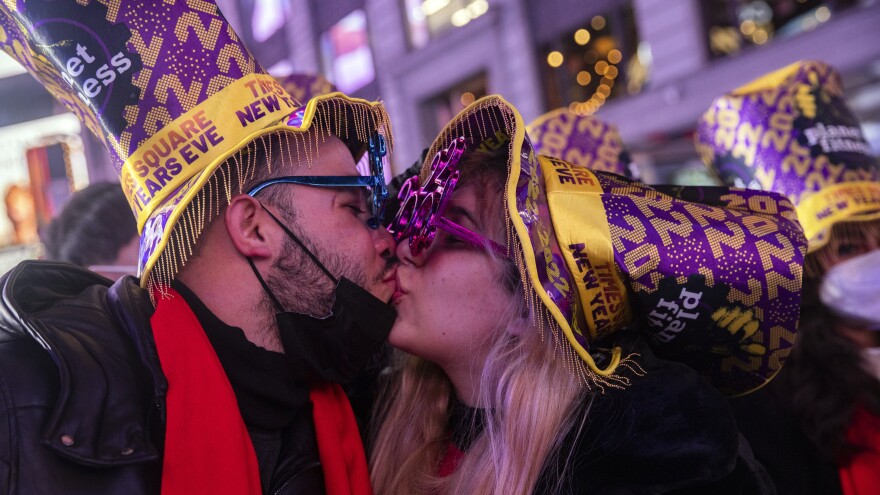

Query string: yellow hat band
[122,74,295,232]
[796,181,880,252]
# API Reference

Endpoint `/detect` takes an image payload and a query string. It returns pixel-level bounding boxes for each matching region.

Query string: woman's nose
[396,237,427,266]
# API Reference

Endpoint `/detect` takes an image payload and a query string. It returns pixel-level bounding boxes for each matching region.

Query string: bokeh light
[576,70,592,85]
[574,28,591,45]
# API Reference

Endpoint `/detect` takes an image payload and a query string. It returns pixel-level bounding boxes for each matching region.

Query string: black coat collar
[0,261,162,466]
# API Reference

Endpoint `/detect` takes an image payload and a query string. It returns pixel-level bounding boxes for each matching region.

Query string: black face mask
[247,204,396,384]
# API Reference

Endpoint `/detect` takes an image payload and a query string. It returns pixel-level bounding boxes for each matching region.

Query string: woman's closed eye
[439,230,485,252]
[836,240,866,257]
[443,234,465,246]
[431,229,462,248]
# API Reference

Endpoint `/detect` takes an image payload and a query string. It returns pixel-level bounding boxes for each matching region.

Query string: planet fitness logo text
[57,41,132,103]
[29,1,141,136]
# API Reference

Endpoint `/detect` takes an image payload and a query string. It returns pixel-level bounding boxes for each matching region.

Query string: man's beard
[264,220,390,317]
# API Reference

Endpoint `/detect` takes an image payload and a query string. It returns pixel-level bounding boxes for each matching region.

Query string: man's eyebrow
[338,185,369,201]
[445,205,479,227]
[333,186,369,201]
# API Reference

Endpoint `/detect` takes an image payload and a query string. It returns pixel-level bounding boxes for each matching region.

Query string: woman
[753,237,880,495]
[816,248,880,493]
[371,96,807,494]
[696,61,880,494]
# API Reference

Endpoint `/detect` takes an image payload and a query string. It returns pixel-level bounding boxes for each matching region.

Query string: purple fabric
[529,110,638,180]
[594,174,805,393]
[277,74,336,104]
[0,0,292,278]
[697,61,879,206]
[515,138,582,334]
[0,0,266,176]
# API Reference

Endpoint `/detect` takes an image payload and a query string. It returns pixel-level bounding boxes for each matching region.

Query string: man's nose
[374,225,398,260]
[395,237,428,266]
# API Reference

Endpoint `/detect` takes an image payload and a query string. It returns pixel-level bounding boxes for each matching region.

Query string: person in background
[4,183,38,244]
[370,95,807,494]
[698,60,880,495]
[810,248,880,494]
[42,182,139,279]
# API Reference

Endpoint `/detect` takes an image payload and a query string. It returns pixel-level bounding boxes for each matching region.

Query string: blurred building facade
[222,0,880,182]
[0,0,877,258]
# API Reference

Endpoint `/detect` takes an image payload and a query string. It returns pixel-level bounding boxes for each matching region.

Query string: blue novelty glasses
[247,132,389,228]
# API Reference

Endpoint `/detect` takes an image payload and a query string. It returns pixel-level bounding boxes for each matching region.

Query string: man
[0,2,395,494]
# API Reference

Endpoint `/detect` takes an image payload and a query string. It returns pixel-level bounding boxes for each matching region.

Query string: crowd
[0,1,877,495]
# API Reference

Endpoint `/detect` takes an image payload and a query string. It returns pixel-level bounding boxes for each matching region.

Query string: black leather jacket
[0,261,322,494]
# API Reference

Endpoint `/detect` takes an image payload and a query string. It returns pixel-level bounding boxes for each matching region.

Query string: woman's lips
[392,289,405,304]
[376,269,395,301]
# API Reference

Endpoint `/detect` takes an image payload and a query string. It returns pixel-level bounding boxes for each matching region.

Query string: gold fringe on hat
[146,97,393,299]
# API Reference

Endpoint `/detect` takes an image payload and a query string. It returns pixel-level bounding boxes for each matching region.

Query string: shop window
[25,137,88,232]
[0,114,86,270]
[704,0,863,58]
[320,9,376,94]
[239,0,291,71]
[419,73,487,145]
[251,0,287,43]
[401,0,490,49]
[539,4,646,116]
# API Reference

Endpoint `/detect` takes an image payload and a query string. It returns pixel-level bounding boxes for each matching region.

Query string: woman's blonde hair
[369,149,590,494]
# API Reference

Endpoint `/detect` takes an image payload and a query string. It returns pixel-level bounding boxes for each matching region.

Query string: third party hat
[397,95,806,395]
[0,1,393,292]
[697,60,880,253]
[527,108,640,180]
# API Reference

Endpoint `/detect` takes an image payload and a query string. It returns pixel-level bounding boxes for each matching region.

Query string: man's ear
[225,194,273,259]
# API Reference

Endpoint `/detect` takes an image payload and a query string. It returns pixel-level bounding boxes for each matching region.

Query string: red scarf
[151,288,373,495]
[437,441,465,477]
[310,383,373,495]
[839,405,880,495]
